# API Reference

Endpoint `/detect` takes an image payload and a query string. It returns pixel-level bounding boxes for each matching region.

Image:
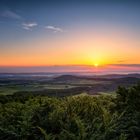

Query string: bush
[0,84,140,140]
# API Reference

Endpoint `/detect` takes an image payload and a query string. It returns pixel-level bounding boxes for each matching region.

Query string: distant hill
[53,74,140,95]
[94,73,140,79]
[53,75,80,81]
[53,73,140,81]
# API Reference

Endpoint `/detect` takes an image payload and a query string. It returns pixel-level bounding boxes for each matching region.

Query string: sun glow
[94,63,99,67]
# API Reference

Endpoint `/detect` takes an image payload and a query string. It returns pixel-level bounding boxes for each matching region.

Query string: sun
[94,63,99,67]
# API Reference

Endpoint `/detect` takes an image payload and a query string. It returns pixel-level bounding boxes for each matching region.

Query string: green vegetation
[0,84,140,140]
[0,83,79,95]
[0,75,140,96]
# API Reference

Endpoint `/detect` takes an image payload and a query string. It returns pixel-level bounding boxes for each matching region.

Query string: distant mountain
[53,75,82,81]
[95,73,140,79]
[53,73,140,81]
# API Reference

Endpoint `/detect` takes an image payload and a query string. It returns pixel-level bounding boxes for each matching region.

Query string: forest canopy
[0,84,140,140]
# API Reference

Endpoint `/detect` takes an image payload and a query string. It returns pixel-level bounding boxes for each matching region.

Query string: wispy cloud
[112,64,140,67]
[22,22,38,30]
[116,60,126,63]
[45,25,64,33]
[0,10,21,20]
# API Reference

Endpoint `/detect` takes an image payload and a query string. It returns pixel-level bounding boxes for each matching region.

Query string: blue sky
[0,0,140,42]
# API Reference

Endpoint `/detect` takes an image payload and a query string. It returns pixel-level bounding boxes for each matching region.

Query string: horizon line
[0,64,140,67]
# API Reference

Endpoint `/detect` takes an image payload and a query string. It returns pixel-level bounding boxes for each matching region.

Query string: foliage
[0,84,140,140]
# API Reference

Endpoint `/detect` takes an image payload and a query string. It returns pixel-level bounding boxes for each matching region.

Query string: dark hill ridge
[95,73,140,79]
[53,75,80,81]
[114,77,140,84]
[53,75,112,81]
[53,74,140,81]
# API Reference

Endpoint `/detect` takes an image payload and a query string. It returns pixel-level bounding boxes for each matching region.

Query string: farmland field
[0,73,140,96]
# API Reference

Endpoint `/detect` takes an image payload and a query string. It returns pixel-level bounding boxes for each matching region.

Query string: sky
[0,0,140,73]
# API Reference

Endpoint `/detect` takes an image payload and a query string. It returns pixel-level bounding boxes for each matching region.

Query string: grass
[0,84,77,95]
[0,79,113,96]
[98,91,116,97]
[72,92,89,97]
[0,87,18,95]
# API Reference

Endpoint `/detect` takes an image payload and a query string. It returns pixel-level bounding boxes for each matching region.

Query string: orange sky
[0,26,140,67]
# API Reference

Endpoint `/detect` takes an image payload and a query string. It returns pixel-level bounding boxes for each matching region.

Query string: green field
[0,78,111,95]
